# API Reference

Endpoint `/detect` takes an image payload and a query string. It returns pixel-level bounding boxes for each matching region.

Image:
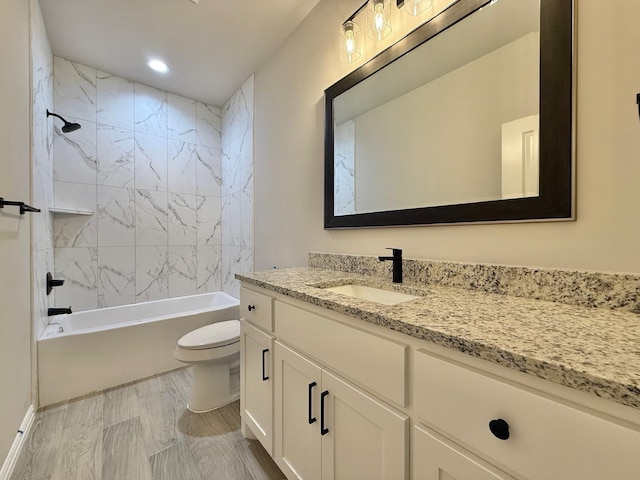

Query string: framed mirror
[324,0,574,228]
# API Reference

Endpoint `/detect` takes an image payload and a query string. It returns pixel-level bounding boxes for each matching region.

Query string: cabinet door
[413,425,515,480]
[274,341,322,480]
[240,320,274,455]
[321,370,408,480]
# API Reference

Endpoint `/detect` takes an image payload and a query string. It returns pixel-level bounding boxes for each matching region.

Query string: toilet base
[187,394,239,414]
[187,363,239,413]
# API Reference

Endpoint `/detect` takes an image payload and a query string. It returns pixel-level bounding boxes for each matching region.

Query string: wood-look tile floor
[10,368,285,480]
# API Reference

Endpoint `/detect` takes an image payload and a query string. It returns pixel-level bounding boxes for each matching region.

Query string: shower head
[62,122,81,133]
[46,110,81,133]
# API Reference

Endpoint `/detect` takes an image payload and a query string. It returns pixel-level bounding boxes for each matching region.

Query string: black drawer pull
[320,390,329,435]
[308,382,317,424]
[261,349,269,381]
[489,419,510,440]
[248,304,256,311]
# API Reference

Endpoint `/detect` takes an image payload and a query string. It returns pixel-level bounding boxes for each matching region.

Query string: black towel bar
[0,197,41,215]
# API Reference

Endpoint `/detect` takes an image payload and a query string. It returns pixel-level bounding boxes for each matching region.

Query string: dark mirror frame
[324,0,574,229]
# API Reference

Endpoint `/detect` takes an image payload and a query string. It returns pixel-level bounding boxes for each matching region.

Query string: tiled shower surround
[31,0,55,335]
[221,77,254,298]
[51,57,253,311]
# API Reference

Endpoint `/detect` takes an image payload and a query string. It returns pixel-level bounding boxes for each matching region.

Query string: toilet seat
[177,320,240,350]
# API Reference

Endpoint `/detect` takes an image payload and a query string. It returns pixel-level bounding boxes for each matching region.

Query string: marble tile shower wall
[334,120,355,215]
[52,57,224,310]
[31,0,55,334]
[221,75,254,298]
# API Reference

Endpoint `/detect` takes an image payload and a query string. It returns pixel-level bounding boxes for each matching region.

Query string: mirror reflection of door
[501,115,539,200]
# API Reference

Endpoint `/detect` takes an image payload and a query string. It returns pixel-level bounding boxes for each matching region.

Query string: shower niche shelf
[49,207,94,216]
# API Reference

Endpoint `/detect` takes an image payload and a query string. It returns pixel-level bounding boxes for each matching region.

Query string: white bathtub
[38,292,239,407]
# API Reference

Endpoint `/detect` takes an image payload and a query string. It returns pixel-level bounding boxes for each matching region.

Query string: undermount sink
[323,284,419,306]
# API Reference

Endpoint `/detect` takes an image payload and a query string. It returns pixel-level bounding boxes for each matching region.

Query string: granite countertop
[237,267,640,410]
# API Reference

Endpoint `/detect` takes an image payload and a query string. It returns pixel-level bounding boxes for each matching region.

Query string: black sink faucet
[378,248,403,283]
[48,307,72,316]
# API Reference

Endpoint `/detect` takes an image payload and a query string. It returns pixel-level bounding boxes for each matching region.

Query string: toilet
[173,320,241,413]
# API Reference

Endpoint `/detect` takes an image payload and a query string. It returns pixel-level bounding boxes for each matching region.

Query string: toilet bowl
[173,320,240,413]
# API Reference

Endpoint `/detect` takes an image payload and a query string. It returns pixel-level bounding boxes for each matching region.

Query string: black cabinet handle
[308,382,317,424]
[248,305,255,311]
[320,390,329,435]
[261,349,269,381]
[489,419,510,440]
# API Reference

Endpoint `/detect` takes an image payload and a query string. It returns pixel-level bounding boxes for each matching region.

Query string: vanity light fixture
[399,0,433,16]
[340,0,431,63]
[367,0,392,41]
[146,58,170,73]
[341,21,362,63]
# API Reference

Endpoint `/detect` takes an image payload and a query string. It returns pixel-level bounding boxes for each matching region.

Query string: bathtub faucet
[48,307,72,316]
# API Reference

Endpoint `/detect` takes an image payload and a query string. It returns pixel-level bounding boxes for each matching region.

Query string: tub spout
[48,307,72,316]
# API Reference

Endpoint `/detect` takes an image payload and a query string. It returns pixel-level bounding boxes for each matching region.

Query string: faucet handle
[46,272,65,295]
[385,247,402,256]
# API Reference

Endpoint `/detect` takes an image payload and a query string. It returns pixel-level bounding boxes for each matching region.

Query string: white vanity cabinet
[274,341,322,479]
[413,424,516,480]
[274,341,409,480]
[240,287,274,455]
[413,350,640,480]
[239,283,640,480]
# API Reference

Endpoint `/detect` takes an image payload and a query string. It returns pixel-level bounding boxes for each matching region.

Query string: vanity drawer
[275,300,407,407]
[414,350,640,480]
[240,287,274,332]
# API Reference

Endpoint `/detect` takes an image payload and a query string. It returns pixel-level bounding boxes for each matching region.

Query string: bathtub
[38,292,239,407]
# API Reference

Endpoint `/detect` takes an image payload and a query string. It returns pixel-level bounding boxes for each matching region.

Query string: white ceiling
[39,0,320,107]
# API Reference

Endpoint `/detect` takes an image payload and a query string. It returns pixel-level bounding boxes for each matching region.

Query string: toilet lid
[178,320,240,350]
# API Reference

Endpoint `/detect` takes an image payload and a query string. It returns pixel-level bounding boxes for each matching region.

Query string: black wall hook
[637,93,640,121]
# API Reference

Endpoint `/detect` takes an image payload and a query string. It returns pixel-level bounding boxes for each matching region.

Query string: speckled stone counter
[236,267,640,410]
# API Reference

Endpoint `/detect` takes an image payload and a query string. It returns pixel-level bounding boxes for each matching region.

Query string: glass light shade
[367,0,392,41]
[403,0,433,16]
[340,21,362,63]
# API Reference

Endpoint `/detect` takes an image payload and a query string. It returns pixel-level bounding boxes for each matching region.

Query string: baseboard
[0,405,35,480]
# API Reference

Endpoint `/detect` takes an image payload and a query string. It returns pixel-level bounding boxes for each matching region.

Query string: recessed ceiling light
[147,59,169,73]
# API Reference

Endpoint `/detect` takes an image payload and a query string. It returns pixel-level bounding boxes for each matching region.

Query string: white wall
[30,0,55,415]
[0,0,32,461]
[254,0,640,275]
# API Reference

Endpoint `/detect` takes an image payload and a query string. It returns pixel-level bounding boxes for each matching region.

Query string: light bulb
[342,21,361,63]
[374,3,385,32]
[368,0,391,41]
[345,31,356,55]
